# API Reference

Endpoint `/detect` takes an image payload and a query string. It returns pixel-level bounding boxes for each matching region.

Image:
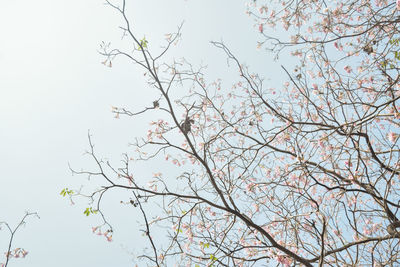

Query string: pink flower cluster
[92,227,112,242]
[4,248,28,259]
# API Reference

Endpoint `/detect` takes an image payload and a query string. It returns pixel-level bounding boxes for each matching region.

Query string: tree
[0,213,38,267]
[65,0,400,266]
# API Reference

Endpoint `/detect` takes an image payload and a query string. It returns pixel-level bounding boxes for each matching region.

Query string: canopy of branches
[65,0,400,266]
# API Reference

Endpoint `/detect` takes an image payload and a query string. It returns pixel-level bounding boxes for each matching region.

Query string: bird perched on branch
[181,117,194,134]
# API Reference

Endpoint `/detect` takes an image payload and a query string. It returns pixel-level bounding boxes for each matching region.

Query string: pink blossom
[245,183,255,193]
[277,255,292,266]
[397,0,400,11]
[343,66,352,73]
[20,250,28,258]
[253,203,259,212]
[258,24,263,33]
[388,131,397,143]
[363,227,372,235]
[334,42,339,50]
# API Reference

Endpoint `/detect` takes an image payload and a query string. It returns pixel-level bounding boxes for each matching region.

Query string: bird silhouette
[181,118,194,134]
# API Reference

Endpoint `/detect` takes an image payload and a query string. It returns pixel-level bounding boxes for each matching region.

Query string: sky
[0,1,285,266]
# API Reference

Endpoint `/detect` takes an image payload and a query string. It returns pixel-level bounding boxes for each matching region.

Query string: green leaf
[210,254,218,261]
[84,208,90,216]
[60,188,74,197]
[138,37,148,50]
[83,207,97,216]
[390,39,400,45]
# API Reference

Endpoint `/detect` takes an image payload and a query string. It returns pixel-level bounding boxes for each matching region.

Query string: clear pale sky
[0,1,285,266]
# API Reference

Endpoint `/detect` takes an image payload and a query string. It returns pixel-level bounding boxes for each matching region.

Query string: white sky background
[0,0,287,266]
